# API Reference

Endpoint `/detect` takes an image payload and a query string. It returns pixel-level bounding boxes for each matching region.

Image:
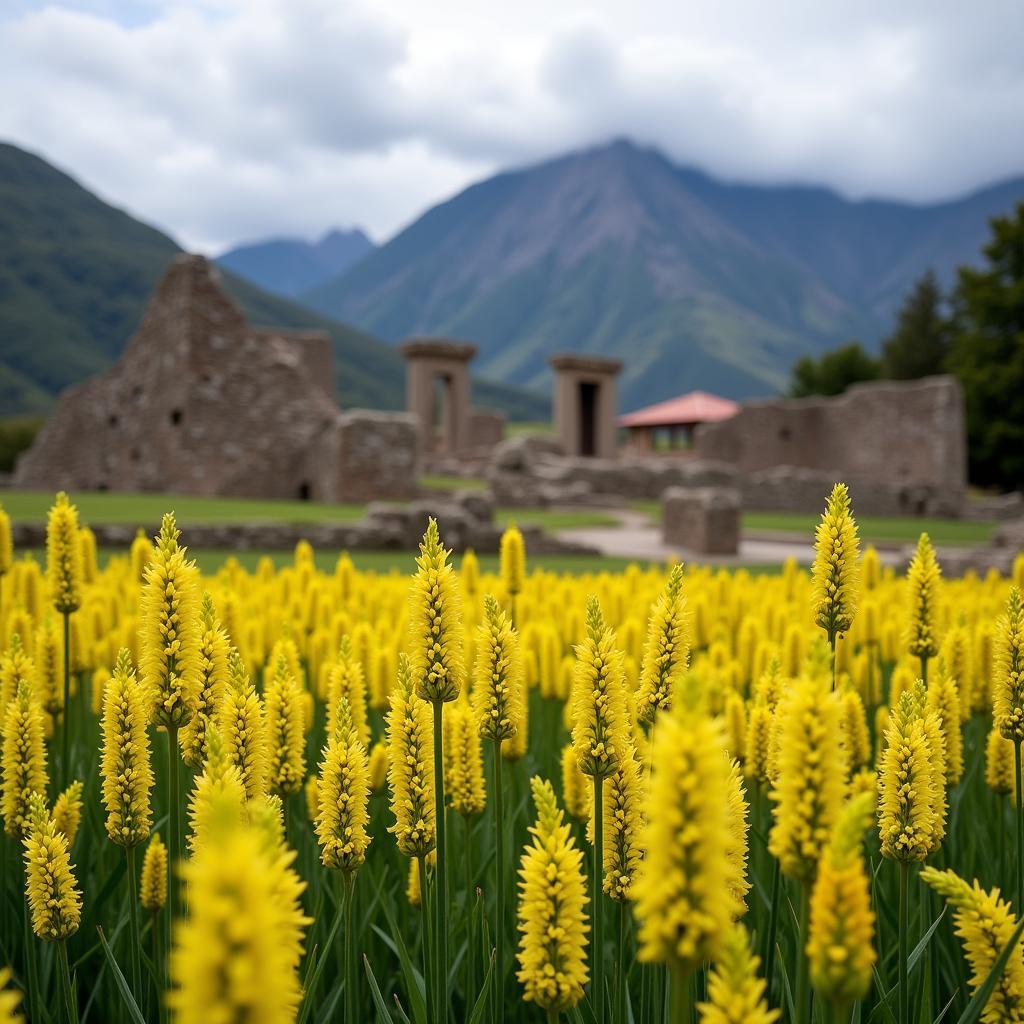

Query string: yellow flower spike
[101,649,154,847]
[516,776,589,1013]
[46,492,83,616]
[906,533,942,674]
[499,522,525,601]
[406,850,436,909]
[878,686,943,863]
[180,593,230,770]
[724,691,746,763]
[2,680,49,838]
[408,518,464,703]
[169,792,309,1024]
[986,724,1017,797]
[927,663,964,785]
[23,792,81,941]
[129,528,153,585]
[745,703,774,786]
[725,758,751,913]
[636,563,689,724]
[0,965,22,1023]
[367,740,388,792]
[52,780,83,847]
[561,743,591,821]
[597,742,644,902]
[840,688,871,773]
[768,676,845,882]
[217,648,268,802]
[0,503,12,580]
[140,512,201,729]
[698,924,779,1024]
[386,654,435,858]
[633,696,740,971]
[446,697,486,817]
[327,636,370,745]
[571,596,628,780]
[995,588,1024,742]
[0,636,35,718]
[305,774,319,823]
[265,653,306,798]
[807,792,877,1006]
[140,833,167,912]
[862,546,881,591]
[921,867,1024,1023]
[811,483,860,647]
[315,694,371,873]
[474,593,524,743]
[187,722,247,854]
[33,618,62,716]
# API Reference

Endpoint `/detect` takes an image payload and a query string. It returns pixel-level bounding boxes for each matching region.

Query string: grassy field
[631,500,994,545]
[0,488,618,532]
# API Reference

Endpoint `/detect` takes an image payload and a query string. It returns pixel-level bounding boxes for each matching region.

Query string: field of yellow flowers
[0,485,1023,1024]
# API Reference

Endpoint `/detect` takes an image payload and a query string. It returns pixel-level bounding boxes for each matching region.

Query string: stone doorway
[550,353,623,458]
[401,338,477,456]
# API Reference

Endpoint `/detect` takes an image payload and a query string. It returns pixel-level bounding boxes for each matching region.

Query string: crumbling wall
[695,376,967,515]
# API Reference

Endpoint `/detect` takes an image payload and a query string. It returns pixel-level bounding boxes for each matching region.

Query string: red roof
[618,390,739,429]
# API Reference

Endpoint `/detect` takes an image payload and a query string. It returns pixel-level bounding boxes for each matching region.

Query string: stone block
[663,487,741,554]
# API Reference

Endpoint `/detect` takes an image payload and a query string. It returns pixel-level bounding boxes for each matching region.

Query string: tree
[881,270,950,379]
[789,342,881,398]
[947,202,1024,491]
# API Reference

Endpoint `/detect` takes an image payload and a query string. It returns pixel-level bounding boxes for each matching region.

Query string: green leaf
[96,926,146,1024]
[909,908,947,973]
[954,915,1024,1024]
[466,950,495,1024]
[298,898,345,1024]
[364,954,394,1023]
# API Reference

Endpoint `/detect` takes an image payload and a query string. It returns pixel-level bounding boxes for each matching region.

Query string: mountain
[0,142,546,421]
[216,228,375,298]
[302,139,1024,406]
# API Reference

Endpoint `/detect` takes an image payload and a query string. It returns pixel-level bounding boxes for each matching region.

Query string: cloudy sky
[3,0,1023,252]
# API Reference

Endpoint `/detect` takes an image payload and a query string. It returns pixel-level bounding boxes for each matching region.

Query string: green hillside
[0,142,547,420]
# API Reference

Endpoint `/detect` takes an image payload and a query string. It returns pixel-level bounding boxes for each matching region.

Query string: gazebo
[618,390,739,454]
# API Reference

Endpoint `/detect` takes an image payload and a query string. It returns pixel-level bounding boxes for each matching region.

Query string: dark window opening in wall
[97,482,109,492]
[579,381,598,457]
[130,449,141,463]
[779,426,791,441]
[297,482,311,501]
[108,414,119,428]
[170,409,183,426]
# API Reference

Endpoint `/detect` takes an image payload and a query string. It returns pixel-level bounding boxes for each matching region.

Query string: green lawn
[418,473,488,492]
[1,489,366,525]
[1,488,617,532]
[632,500,994,545]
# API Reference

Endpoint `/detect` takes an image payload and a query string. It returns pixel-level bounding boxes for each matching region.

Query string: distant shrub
[0,415,43,472]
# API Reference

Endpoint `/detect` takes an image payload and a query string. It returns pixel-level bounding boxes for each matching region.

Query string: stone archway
[549,353,622,458]
[400,338,477,456]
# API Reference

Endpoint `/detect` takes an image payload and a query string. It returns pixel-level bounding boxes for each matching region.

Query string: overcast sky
[3,0,1023,253]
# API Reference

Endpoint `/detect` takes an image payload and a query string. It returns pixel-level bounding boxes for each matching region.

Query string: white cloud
[2,0,1023,250]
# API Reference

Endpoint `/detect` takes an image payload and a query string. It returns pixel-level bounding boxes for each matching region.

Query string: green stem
[899,862,909,1024]
[21,862,39,1022]
[167,726,181,956]
[614,900,626,1024]
[432,700,448,1024]
[58,938,79,1024]
[343,872,356,1024]
[669,967,693,1024]
[546,1011,559,1024]
[62,611,71,786]
[418,854,433,1024]
[125,846,142,1001]
[920,655,929,686]
[763,858,781,1003]
[593,777,605,1024]
[832,1002,850,1024]
[493,738,505,1024]
[795,882,811,1024]
[464,815,476,1011]
[829,631,836,692]
[1016,742,1024,915]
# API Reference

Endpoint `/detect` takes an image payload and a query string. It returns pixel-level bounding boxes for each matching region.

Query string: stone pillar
[400,338,477,456]
[549,353,623,458]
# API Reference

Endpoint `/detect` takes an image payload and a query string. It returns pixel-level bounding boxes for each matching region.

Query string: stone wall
[14,255,418,503]
[695,376,968,514]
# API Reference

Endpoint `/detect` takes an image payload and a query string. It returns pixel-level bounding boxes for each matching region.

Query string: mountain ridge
[303,138,1024,406]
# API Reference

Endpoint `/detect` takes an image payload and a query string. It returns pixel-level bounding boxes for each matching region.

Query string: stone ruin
[14,255,418,503]
[401,338,507,470]
[487,375,969,518]
[694,375,968,517]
